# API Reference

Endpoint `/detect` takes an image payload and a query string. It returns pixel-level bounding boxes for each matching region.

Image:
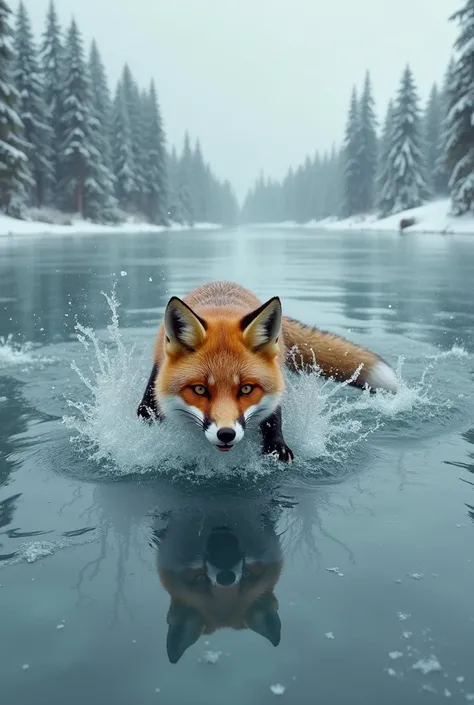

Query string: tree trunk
[76,179,84,215]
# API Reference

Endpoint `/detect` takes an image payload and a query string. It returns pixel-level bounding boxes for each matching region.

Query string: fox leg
[260,407,294,463]
[137,364,164,422]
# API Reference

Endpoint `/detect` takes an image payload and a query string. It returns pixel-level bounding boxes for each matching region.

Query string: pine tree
[13,1,53,207]
[142,79,168,224]
[111,79,137,212]
[219,179,238,225]
[191,139,208,222]
[322,144,343,218]
[0,0,29,215]
[87,39,117,220]
[342,86,361,216]
[41,0,63,201]
[376,100,395,215]
[445,1,474,214]
[383,65,428,214]
[57,19,98,215]
[434,58,456,196]
[423,82,443,195]
[166,146,182,222]
[177,132,194,225]
[121,64,145,211]
[356,71,378,212]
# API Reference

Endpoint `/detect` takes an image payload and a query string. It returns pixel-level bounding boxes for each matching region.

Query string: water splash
[62,289,465,480]
[0,334,54,368]
[0,335,35,367]
[0,536,98,569]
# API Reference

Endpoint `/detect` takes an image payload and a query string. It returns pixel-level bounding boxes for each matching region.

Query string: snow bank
[254,199,474,235]
[0,212,222,238]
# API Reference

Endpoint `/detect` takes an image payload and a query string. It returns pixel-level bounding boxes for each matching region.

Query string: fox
[137,281,398,461]
[153,495,284,663]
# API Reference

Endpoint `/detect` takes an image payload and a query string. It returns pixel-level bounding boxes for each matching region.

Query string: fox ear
[245,593,281,647]
[164,297,207,352]
[241,297,282,353]
[166,603,205,664]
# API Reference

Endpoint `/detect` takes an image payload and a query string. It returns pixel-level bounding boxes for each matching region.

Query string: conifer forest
[1,0,474,227]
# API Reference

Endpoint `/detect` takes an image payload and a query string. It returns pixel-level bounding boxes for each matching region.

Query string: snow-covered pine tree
[445,0,474,214]
[166,146,182,222]
[177,132,194,225]
[282,167,296,222]
[111,79,137,212]
[191,139,208,222]
[121,64,145,212]
[342,86,361,216]
[0,0,30,216]
[57,18,101,216]
[376,100,395,215]
[141,79,168,224]
[41,0,63,202]
[423,82,443,195]
[383,65,429,214]
[87,39,118,221]
[218,179,238,225]
[322,144,343,218]
[356,71,378,212]
[309,153,323,220]
[434,58,456,196]
[13,1,53,208]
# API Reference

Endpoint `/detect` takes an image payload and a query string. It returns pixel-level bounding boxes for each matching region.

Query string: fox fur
[137,281,398,461]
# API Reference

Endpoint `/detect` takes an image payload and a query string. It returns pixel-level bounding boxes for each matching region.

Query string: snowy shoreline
[0,213,222,238]
[250,200,474,235]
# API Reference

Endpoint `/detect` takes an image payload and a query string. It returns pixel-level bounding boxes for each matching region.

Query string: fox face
[156,296,285,452]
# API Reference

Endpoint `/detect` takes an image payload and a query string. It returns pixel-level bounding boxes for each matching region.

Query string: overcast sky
[23,0,460,201]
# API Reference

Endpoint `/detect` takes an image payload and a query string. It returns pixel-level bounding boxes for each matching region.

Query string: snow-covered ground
[0,212,222,238]
[255,199,474,235]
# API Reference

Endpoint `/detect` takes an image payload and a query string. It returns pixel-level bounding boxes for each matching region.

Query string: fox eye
[191,384,209,397]
[239,384,254,396]
[190,573,209,585]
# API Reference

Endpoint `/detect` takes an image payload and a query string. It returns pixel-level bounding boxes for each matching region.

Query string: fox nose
[216,570,236,586]
[216,427,236,444]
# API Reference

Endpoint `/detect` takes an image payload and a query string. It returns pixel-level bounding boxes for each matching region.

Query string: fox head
[157,522,283,663]
[156,295,285,452]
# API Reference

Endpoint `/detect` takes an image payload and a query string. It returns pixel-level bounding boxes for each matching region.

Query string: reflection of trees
[0,376,56,558]
[68,474,362,646]
[0,233,172,344]
[444,427,474,524]
[336,235,474,349]
[0,379,32,489]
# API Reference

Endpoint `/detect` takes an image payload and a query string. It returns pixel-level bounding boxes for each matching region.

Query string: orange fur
[282,316,384,387]
[138,281,397,459]
[159,560,282,634]
[153,281,393,397]
[153,282,285,423]
[154,497,284,662]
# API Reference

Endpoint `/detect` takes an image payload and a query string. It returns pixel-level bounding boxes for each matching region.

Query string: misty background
[22,0,458,200]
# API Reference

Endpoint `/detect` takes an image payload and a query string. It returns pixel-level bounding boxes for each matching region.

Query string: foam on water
[0,536,99,569]
[62,289,469,481]
[0,335,36,367]
[0,334,54,368]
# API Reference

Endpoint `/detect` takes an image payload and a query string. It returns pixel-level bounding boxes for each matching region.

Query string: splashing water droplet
[61,289,448,481]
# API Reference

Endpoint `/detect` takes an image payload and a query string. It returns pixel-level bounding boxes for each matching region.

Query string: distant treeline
[0,0,238,225]
[242,0,474,225]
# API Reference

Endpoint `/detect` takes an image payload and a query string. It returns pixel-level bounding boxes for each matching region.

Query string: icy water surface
[0,228,473,704]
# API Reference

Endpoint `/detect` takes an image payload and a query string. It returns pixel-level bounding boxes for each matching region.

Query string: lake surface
[0,227,473,704]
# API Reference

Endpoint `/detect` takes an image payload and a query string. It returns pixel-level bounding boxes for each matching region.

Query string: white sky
[23,0,460,201]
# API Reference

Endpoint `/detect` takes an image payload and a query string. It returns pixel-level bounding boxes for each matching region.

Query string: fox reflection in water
[150,493,288,663]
